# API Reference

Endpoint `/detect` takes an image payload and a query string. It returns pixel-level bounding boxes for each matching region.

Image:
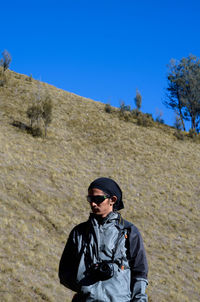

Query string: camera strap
[111,215,127,262]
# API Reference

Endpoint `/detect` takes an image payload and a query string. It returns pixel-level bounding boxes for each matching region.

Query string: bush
[27,104,42,128]
[120,101,131,114]
[155,116,164,124]
[131,109,140,118]
[137,113,154,127]
[42,96,52,137]
[0,50,12,72]
[155,110,164,124]
[134,89,142,110]
[26,93,52,138]
[105,103,112,113]
[145,113,154,120]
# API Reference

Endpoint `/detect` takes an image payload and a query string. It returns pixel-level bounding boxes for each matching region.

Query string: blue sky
[1,0,200,128]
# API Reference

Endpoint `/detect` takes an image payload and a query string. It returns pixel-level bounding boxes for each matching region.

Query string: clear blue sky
[1,0,200,128]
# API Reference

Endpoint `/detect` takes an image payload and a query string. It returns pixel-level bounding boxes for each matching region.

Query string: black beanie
[88,177,124,211]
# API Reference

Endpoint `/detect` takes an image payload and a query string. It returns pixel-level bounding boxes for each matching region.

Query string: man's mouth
[92,207,99,212]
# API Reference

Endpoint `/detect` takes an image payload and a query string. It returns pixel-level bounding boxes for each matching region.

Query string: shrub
[120,101,131,114]
[42,96,52,137]
[27,104,42,128]
[137,113,154,127]
[131,108,140,118]
[134,89,142,110]
[155,109,164,124]
[155,116,164,124]
[0,50,12,72]
[105,103,112,113]
[26,93,53,138]
[145,113,154,120]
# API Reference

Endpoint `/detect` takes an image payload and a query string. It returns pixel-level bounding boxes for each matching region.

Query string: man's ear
[110,195,117,205]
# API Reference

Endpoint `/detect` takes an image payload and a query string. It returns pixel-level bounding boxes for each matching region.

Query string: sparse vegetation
[26,93,52,137]
[105,99,154,128]
[155,109,164,124]
[0,49,12,72]
[27,104,42,128]
[134,89,142,111]
[105,103,112,113]
[0,70,200,302]
[120,100,131,114]
[137,112,154,127]
[42,96,52,137]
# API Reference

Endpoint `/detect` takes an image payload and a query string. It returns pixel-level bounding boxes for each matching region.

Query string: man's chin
[92,208,100,214]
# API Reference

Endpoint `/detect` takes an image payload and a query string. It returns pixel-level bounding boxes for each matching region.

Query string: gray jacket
[59,212,148,301]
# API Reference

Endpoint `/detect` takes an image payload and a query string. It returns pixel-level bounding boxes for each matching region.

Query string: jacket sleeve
[128,225,148,302]
[58,228,80,292]
[131,278,148,302]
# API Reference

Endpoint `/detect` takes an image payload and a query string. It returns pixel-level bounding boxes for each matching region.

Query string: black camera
[89,261,114,281]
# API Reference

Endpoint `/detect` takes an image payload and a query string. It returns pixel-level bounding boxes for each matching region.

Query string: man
[59,177,148,301]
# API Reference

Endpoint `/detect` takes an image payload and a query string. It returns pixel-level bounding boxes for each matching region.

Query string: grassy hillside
[0,70,199,302]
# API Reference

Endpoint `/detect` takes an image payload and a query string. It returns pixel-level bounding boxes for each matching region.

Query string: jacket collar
[89,211,119,225]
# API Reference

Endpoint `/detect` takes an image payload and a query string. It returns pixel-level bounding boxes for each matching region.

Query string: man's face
[88,188,115,218]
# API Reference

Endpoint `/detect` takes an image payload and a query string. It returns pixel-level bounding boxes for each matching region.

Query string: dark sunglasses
[87,195,110,204]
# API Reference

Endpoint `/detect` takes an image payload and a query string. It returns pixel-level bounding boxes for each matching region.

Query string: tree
[164,55,200,131]
[0,50,12,72]
[134,89,142,111]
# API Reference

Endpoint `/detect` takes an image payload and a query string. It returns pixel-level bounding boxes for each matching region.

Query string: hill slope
[0,71,200,302]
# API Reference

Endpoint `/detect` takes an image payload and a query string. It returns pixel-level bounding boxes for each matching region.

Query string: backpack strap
[111,214,129,262]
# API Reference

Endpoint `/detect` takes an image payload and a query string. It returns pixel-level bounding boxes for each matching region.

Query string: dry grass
[0,70,199,302]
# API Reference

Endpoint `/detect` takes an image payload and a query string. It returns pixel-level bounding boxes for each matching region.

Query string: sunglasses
[87,195,110,204]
